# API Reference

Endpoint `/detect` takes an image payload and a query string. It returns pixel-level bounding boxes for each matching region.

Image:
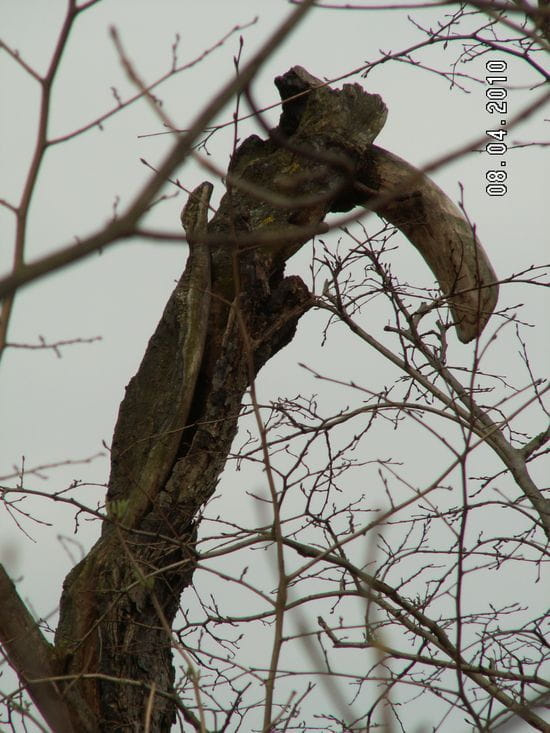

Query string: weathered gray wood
[357,145,499,342]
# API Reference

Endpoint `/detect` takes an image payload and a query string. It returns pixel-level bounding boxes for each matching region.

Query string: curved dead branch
[358,145,499,343]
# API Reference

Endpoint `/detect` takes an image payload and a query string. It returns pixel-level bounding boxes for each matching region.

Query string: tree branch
[357,145,499,342]
[0,565,95,732]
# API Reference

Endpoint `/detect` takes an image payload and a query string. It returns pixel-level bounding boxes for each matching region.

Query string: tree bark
[1,66,499,732]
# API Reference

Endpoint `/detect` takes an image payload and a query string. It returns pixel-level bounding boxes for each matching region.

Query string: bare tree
[1,2,548,732]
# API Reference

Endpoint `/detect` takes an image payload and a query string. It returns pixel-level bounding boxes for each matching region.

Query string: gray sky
[1,2,548,731]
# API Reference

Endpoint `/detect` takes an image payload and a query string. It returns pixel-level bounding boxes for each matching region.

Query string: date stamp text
[484,59,508,197]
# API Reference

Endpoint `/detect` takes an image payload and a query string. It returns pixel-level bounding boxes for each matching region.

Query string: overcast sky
[0,2,548,731]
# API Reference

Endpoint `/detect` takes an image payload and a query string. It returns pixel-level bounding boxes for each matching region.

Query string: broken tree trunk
[2,67,499,732]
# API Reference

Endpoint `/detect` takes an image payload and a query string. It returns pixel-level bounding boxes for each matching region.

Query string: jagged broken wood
[271,66,499,343]
[2,66,502,732]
